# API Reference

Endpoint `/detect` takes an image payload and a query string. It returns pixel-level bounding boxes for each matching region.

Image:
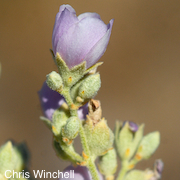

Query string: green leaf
[40,116,52,130]
[124,170,146,180]
[137,131,160,159]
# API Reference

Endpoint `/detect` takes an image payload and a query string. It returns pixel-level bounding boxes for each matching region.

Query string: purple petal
[52,8,78,54]
[78,103,89,120]
[128,121,138,132]
[122,121,139,132]
[38,82,65,121]
[154,159,164,175]
[56,17,108,69]
[84,19,114,69]
[78,12,101,21]
[58,165,103,180]
[38,82,88,120]
[59,4,76,14]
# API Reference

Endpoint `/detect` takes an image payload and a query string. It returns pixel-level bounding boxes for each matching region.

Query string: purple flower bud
[38,82,88,120]
[123,121,139,132]
[52,4,114,69]
[154,159,164,175]
[128,121,139,132]
[58,165,103,180]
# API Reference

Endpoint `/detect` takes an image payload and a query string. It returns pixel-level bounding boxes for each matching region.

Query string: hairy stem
[62,86,100,180]
[87,159,100,180]
[60,142,83,162]
[116,161,129,180]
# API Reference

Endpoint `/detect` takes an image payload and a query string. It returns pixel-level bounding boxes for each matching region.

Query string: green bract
[84,118,114,158]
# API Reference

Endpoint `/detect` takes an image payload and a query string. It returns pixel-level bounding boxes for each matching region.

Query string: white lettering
[64,172,69,178]
[58,170,63,178]
[52,172,57,178]
[33,170,44,178]
[5,170,11,178]
[46,172,51,178]
[13,170,18,178]
[25,172,30,178]
[70,170,74,178]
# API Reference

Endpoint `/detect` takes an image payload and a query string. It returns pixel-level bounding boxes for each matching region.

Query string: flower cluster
[0,3,163,180]
[37,4,163,180]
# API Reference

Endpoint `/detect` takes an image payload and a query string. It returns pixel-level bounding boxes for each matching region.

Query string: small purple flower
[38,82,88,120]
[52,4,114,69]
[58,165,103,180]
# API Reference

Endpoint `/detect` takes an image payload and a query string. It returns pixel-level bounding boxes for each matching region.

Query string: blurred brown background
[0,0,180,179]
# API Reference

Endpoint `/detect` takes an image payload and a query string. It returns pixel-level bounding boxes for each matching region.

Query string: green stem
[87,159,100,180]
[116,161,129,180]
[79,121,90,156]
[60,142,83,162]
[61,86,100,180]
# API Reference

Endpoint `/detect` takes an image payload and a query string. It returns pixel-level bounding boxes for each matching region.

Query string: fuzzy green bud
[124,170,146,180]
[84,100,114,158]
[46,71,63,91]
[84,118,114,157]
[78,73,101,101]
[62,116,79,141]
[135,131,160,160]
[125,159,163,180]
[115,121,144,161]
[98,148,117,179]
[0,141,29,177]
[52,108,69,138]
[70,73,90,103]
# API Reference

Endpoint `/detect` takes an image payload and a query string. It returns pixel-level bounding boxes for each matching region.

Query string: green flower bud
[0,141,29,176]
[84,117,114,158]
[98,148,117,179]
[62,116,79,141]
[52,108,70,138]
[115,121,144,161]
[46,71,63,91]
[78,73,101,101]
[135,131,160,160]
[70,73,90,103]
[125,159,163,180]
[84,99,114,158]
[124,170,146,180]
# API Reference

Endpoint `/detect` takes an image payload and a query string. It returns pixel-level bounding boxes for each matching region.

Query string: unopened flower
[52,4,114,69]
[115,121,144,160]
[123,121,139,132]
[38,82,88,120]
[58,165,103,180]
